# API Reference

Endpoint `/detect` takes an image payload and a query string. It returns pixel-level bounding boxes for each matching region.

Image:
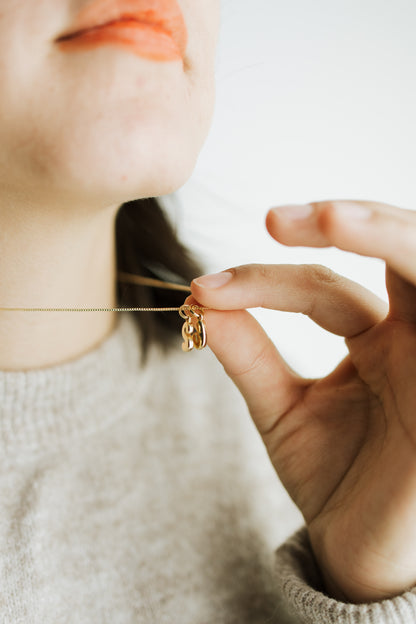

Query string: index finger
[191,263,387,338]
[187,261,387,440]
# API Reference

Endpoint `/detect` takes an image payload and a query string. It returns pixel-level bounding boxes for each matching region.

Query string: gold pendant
[179,305,207,352]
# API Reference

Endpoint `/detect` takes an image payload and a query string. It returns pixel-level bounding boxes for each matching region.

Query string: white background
[160,0,416,379]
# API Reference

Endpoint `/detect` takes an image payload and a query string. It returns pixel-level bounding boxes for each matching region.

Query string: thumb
[183,293,307,439]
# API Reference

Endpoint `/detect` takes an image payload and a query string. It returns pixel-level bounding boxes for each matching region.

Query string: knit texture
[275,527,416,623]
[0,312,415,623]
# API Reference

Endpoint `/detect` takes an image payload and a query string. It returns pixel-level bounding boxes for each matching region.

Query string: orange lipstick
[55,0,188,62]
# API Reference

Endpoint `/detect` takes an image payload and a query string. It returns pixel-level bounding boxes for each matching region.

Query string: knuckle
[239,263,269,283]
[298,265,342,318]
[256,263,269,282]
[230,338,274,379]
[303,264,341,287]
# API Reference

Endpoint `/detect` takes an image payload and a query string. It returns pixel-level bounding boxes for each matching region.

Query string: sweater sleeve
[274,525,416,623]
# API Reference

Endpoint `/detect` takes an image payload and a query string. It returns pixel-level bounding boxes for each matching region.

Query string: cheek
[192,71,216,150]
[183,6,219,144]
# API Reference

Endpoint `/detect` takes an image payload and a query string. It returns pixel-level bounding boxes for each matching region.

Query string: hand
[186,200,416,604]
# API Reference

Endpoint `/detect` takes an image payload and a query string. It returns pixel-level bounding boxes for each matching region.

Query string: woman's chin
[44,163,195,211]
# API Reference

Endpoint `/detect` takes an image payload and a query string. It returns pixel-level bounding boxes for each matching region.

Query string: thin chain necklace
[0,271,209,353]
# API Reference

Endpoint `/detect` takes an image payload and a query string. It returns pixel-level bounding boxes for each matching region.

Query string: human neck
[0,197,120,371]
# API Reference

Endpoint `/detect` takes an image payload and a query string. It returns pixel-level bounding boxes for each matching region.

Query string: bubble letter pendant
[179,305,207,352]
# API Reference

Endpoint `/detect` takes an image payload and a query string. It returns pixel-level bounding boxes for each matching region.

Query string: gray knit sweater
[1,312,416,623]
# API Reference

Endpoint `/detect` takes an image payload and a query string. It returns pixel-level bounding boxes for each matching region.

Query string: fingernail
[193,271,233,289]
[331,202,372,220]
[272,204,314,220]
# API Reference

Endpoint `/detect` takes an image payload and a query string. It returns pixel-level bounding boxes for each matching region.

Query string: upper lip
[55,0,187,55]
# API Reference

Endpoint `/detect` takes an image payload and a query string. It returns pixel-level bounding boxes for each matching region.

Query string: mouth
[55,0,188,62]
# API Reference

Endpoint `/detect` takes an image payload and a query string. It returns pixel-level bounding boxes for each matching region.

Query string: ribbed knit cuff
[275,526,416,624]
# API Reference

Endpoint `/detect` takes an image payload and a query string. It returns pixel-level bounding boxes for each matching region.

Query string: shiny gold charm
[179,305,207,352]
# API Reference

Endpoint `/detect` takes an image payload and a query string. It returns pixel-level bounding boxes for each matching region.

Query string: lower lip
[56,20,183,62]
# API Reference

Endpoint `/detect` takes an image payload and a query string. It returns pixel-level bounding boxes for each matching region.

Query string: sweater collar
[0,313,155,458]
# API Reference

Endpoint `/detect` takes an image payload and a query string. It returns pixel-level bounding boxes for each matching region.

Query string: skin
[3,0,412,606]
[188,200,416,603]
[0,0,219,370]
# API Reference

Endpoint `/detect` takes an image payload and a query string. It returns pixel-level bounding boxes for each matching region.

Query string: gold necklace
[0,271,209,353]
